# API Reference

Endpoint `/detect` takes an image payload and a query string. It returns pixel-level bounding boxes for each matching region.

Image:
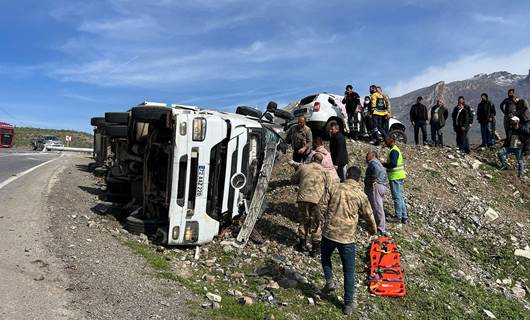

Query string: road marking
[0,154,63,190]
[0,153,51,158]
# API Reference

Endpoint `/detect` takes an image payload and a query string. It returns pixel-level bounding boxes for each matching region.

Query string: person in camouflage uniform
[285,116,313,162]
[291,153,335,256]
[320,166,377,316]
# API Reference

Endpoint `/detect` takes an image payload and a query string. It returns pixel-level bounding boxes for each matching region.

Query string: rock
[206,292,222,303]
[263,314,275,320]
[194,246,200,260]
[212,302,221,309]
[471,160,482,170]
[482,207,499,223]
[223,246,234,253]
[446,177,458,186]
[231,272,245,279]
[483,309,496,319]
[204,257,217,267]
[447,154,455,160]
[205,275,216,283]
[238,296,254,305]
[484,174,493,180]
[266,280,280,290]
[139,233,148,242]
[87,221,97,228]
[514,246,530,260]
[450,162,460,167]
[511,286,526,299]
[227,289,242,297]
[501,278,512,286]
[307,297,315,305]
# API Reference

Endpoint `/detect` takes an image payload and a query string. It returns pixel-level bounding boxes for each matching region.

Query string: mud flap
[235,135,280,247]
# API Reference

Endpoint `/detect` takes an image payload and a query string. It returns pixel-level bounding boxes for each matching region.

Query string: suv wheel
[389,129,407,144]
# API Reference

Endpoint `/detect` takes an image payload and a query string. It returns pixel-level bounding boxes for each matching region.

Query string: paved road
[0,151,60,184]
[0,153,79,319]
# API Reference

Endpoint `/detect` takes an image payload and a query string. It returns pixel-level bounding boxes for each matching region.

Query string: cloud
[388,46,530,97]
[472,13,510,25]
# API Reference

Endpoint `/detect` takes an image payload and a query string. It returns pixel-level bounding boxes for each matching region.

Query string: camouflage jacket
[322,179,377,244]
[285,124,313,152]
[291,162,334,204]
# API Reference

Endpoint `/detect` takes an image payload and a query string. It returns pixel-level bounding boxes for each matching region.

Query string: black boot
[295,238,306,252]
[310,241,321,257]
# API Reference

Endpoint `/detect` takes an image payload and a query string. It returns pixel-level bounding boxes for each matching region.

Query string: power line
[0,105,29,127]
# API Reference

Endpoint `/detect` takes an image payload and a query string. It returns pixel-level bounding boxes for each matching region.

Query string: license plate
[196,165,206,197]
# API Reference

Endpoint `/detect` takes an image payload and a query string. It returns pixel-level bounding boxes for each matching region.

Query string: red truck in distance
[0,122,15,148]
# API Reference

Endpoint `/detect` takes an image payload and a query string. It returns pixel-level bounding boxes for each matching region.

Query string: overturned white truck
[118,102,288,246]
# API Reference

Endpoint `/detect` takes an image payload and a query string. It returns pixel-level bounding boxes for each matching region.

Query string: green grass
[126,241,171,271]
[12,127,93,148]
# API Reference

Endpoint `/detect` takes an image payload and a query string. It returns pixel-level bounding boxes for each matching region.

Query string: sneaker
[342,301,357,315]
[499,165,508,171]
[295,238,306,252]
[322,280,336,293]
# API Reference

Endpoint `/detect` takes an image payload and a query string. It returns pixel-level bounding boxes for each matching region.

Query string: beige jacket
[322,179,377,244]
[291,162,334,204]
[285,124,313,152]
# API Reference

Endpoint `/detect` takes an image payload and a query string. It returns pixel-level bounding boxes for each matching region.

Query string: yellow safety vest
[386,145,406,180]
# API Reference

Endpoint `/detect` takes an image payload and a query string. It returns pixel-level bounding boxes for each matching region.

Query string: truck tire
[124,215,164,235]
[99,192,131,203]
[105,112,129,125]
[91,117,106,126]
[236,106,262,118]
[105,125,128,138]
[131,106,171,125]
[274,109,294,121]
[388,128,407,144]
[106,176,131,194]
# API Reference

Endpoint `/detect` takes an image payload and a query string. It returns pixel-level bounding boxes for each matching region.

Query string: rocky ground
[59,140,529,320]
[47,157,201,320]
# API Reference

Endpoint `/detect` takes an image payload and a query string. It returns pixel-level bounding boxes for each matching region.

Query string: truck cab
[124,102,284,245]
[0,122,14,148]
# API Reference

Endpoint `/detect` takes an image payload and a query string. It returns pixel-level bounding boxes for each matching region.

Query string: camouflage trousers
[297,202,322,244]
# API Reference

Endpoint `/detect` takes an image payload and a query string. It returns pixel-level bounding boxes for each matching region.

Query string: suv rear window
[299,95,317,105]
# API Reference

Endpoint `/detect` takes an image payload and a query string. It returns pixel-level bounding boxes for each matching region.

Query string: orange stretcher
[368,237,406,297]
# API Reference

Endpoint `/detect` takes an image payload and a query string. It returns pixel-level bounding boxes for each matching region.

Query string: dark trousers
[321,237,356,304]
[292,151,303,162]
[413,121,427,145]
[373,115,389,138]
[456,128,470,153]
[347,112,360,137]
[336,164,345,182]
[430,124,444,146]
[480,122,495,146]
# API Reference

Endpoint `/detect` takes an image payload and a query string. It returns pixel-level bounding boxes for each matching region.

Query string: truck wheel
[105,176,131,194]
[105,112,129,125]
[236,106,262,118]
[105,125,128,138]
[124,215,164,235]
[131,107,171,125]
[91,117,106,126]
[274,109,294,121]
[389,129,407,144]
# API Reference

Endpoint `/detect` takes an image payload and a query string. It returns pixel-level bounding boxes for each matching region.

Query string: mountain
[390,70,530,144]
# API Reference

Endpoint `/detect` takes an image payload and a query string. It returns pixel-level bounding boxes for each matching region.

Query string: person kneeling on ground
[320,166,377,316]
[498,116,528,178]
[291,153,335,256]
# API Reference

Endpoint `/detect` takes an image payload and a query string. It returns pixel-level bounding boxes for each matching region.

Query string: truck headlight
[192,118,206,141]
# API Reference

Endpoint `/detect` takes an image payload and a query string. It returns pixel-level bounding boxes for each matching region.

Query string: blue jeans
[389,179,408,220]
[498,147,525,176]
[480,122,495,146]
[320,237,356,304]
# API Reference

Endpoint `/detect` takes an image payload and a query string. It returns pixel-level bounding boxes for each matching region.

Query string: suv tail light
[313,102,320,112]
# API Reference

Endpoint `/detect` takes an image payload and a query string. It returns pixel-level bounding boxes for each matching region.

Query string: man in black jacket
[329,123,348,182]
[476,93,496,147]
[429,98,449,147]
[342,85,361,139]
[500,89,517,137]
[452,97,471,154]
[410,96,429,145]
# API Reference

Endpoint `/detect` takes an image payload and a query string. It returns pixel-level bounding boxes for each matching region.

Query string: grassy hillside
[13,127,93,149]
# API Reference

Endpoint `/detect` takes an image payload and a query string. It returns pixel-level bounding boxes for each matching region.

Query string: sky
[1,0,530,132]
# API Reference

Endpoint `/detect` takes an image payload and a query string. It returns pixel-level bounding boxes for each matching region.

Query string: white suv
[288,93,408,143]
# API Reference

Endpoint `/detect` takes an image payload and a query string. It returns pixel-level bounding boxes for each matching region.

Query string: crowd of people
[407,88,530,177]
[286,115,407,315]
[282,85,529,314]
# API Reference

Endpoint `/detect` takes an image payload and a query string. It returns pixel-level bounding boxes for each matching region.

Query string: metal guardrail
[46,146,93,153]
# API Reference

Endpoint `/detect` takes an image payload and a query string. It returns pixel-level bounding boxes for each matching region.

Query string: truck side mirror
[264,113,273,121]
[266,101,278,113]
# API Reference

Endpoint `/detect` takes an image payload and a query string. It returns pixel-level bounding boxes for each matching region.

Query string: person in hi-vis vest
[382,135,408,224]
